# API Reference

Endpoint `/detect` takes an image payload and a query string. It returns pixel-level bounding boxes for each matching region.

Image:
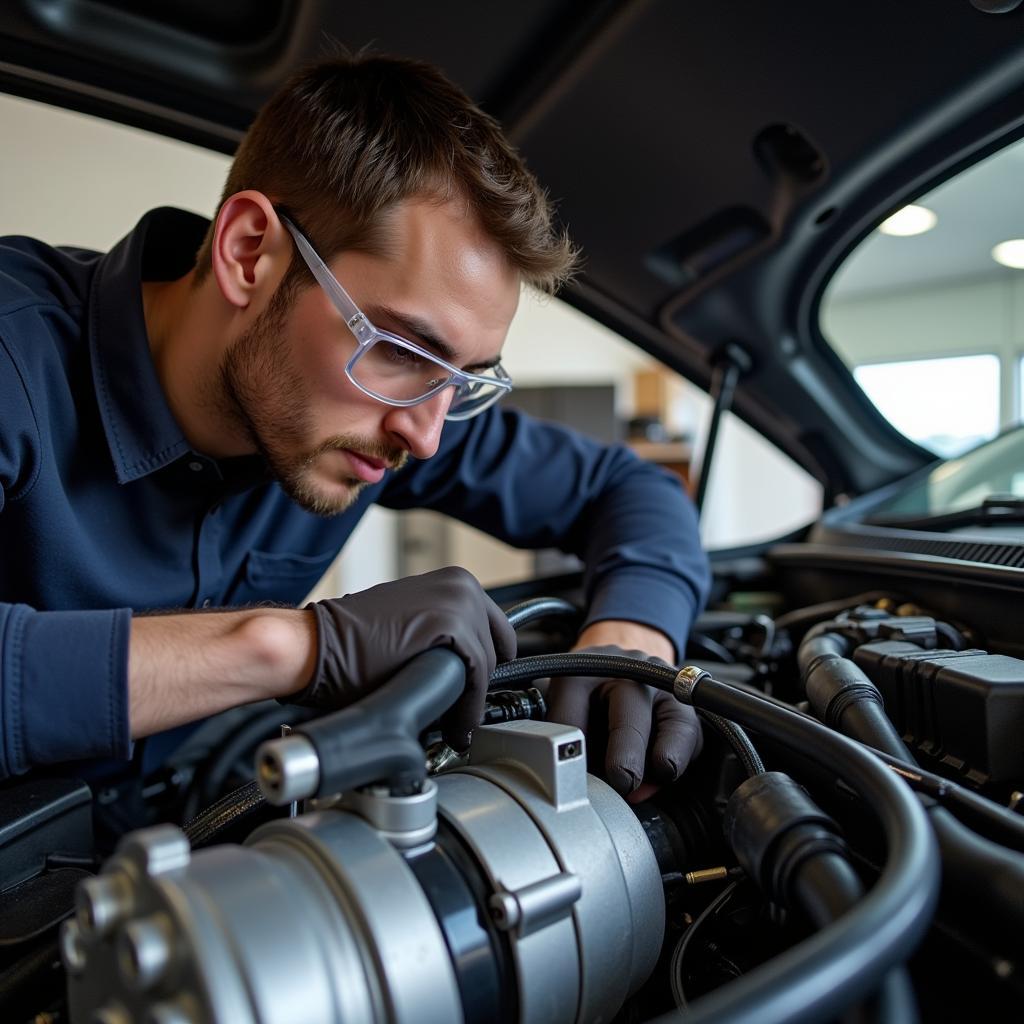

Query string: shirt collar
[89,208,211,484]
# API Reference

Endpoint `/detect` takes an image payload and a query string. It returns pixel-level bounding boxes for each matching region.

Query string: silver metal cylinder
[448,720,665,1023]
[65,721,665,1024]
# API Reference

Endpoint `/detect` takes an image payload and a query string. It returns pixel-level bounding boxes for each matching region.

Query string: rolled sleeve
[0,603,132,778]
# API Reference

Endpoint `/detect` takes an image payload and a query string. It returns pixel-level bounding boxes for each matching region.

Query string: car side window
[822,135,1024,459]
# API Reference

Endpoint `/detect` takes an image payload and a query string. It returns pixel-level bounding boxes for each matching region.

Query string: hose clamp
[673,665,710,704]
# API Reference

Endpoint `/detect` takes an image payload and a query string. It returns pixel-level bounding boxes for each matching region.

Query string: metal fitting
[673,665,710,704]
[344,779,439,848]
[60,917,87,974]
[257,733,321,805]
[119,825,191,879]
[117,914,174,991]
[685,866,730,884]
[489,872,582,938]
[76,871,134,939]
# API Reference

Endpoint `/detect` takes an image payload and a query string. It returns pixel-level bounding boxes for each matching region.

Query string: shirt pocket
[228,547,338,606]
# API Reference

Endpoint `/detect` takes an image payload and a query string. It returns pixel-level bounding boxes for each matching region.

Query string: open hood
[2,0,1023,497]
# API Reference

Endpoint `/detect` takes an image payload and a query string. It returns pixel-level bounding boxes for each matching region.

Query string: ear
[210,191,290,311]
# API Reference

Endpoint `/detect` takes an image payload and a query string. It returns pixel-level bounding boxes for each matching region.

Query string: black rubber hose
[857,973,919,1024]
[194,704,308,811]
[491,653,764,779]
[669,673,938,1024]
[298,647,466,796]
[691,672,1024,853]
[791,851,864,927]
[796,633,1024,931]
[929,806,1024,940]
[934,621,966,650]
[792,855,918,1024]
[773,593,891,633]
[503,596,581,631]
[799,633,916,763]
[699,711,764,778]
[492,653,939,1024]
[877,754,1024,853]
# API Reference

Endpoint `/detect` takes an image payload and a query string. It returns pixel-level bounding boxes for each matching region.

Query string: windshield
[821,135,1024,459]
[869,425,1024,519]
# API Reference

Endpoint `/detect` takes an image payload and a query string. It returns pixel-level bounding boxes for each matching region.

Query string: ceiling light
[877,205,938,237]
[992,239,1024,269]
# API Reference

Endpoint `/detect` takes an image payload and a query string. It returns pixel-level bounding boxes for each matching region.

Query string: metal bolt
[118,914,173,991]
[60,918,87,973]
[77,872,133,938]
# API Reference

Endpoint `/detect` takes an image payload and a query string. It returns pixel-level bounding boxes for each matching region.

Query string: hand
[288,566,517,750]
[544,642,703,797]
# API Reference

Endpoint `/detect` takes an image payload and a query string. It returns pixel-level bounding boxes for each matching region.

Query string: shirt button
[201,598,212,608]
[188,461,204,473]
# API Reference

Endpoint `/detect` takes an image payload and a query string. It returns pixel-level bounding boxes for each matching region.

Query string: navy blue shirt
[0,208,710,778]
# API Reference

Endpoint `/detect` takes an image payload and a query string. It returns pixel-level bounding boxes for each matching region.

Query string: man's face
[220,198,521,515]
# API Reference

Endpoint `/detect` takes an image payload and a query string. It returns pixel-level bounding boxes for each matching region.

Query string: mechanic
[0,53,709,803]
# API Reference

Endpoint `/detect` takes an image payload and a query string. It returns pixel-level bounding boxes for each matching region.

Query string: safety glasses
[280,215,513,421]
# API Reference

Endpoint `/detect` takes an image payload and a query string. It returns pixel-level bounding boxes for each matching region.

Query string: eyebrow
[375,305,502,372]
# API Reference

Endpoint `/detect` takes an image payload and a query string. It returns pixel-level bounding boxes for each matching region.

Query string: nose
[383,387,454,460]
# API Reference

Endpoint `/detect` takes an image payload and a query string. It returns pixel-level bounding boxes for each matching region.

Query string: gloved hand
[288,566,517,750]
[543,644,703,796]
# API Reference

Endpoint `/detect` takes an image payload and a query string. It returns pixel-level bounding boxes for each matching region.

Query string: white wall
[0,93,228,249]
[823,274,1024,430]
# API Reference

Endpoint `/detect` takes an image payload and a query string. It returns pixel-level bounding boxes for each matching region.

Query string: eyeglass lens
[352,337,504,411]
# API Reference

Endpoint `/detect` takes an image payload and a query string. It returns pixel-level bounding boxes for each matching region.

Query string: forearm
[575,619,677,663]
[128,607,317,738]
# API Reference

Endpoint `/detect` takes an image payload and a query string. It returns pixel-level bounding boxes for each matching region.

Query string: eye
[382,341,428,367]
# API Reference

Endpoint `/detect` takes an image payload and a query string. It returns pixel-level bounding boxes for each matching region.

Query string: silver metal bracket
[469,720,586,811]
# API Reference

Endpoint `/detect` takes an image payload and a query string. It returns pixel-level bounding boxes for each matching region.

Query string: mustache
[303,435,409,471]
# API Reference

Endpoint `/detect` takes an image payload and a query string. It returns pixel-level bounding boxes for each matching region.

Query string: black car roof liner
[2,0,1023,496]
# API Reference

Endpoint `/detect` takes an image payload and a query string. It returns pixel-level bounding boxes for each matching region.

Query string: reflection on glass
[869,425,1024,519]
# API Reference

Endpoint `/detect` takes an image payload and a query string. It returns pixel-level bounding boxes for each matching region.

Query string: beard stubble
[214,282,408,516]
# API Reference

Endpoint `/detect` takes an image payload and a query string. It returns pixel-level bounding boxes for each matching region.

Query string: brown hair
[195,53,577,293]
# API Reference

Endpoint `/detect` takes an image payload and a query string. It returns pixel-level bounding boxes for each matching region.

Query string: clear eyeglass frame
[280,214,514,421]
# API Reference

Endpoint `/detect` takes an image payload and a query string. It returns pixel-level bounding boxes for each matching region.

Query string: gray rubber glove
[290,566,517,750]
[544,644,703,796]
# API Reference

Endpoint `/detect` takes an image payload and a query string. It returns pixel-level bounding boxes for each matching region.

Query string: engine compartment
[2,573,1023,1023]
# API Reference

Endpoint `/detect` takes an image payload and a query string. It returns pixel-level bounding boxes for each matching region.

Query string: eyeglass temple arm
[280,216,366,332]
[282,215,512,393]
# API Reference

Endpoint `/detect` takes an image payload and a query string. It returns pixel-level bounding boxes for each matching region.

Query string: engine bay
[2,558,1022,1024]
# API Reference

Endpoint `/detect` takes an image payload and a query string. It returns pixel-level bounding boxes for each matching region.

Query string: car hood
[2,0,1023,498]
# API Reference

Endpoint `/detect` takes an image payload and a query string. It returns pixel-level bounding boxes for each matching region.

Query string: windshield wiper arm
[867,495,1024,532]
